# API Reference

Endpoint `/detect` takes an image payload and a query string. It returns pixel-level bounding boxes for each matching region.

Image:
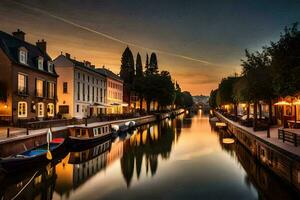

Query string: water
[1,111,299,200]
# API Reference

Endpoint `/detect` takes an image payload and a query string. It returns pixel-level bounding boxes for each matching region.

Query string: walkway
[0,115,155,144]
[216,112,300,158]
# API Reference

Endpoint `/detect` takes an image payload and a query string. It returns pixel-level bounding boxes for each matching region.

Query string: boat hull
[0,140,66,173]
[67,133,112,150]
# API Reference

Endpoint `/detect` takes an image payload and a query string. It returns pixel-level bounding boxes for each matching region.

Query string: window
[76,104,80,113]
[36,79,44,97]
[47,103,54,117]
[77,72,80,79]
[87,85,90,101]
[63,82,68,93]
[48,61,54,73]
[37,57,44,70]
[37,102,44,117]
[59,105,69,114]
[19,48,27,64]
[83,74,85,81]
[18,73,28,95]
[18,101,27,118]
[48,82,55,99]
[77,82,80,100]
[83,83,85,101]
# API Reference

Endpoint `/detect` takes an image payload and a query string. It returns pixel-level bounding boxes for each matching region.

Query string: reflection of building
[96,67,126,114]
[1,163,56,200]
[0,29,58,124]
[53,53,106,119]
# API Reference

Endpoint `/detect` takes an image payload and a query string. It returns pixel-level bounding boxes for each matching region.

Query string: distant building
[96,67,126,114]
[0,29,58,124]
[53,54,106,119]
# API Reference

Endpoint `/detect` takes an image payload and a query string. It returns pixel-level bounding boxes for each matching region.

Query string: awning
[110,102,128,107]
[274,101,291,106]
[89,103,110,108]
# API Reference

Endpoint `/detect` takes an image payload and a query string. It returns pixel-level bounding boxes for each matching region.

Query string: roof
[96,67,123,82]
[0,30,57,76]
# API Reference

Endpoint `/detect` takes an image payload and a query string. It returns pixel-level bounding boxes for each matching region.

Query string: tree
[209,89,218,109]
[268,23,300,97]
[135,53,143,77]
[181,91,193,108]
[145,53,149,73]
[218,76,240,119]
[120,46,135,85]
[120,46,135,106]
[146,52,158,75]
[241,49,274,128]
[156,71,175,110]
[133,53,144,110]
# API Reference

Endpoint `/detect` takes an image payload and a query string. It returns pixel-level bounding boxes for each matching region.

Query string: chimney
[84,61,91,68]
[36,39,47,53]
[12,29,25,41]
[65,53,71,59]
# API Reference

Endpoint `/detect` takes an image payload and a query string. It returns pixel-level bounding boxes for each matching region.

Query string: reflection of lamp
[274,101,291,106]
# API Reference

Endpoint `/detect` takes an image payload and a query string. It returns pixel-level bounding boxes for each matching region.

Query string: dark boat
[0,138,65,173]
[67,124,112,149]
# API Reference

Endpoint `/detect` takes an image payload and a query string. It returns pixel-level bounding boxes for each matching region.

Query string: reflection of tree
[121,140,135,187]
[120,118,182,187]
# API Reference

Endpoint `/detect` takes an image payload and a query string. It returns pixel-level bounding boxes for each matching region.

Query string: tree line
[120,47,193,112]
[209,23,300,127]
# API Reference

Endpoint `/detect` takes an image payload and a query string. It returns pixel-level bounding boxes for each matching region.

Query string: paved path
[216,112,300,157]
[0,115,155,144]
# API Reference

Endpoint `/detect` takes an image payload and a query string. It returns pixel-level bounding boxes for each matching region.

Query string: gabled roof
[96,67,123,82]
[0,30,57,76]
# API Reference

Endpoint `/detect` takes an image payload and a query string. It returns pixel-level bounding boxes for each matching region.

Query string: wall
[0,49,12,121]
[215,111,300,192]
[56,65,74,119]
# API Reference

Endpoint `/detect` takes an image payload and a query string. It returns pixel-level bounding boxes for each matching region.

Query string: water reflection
[0,112,299,200]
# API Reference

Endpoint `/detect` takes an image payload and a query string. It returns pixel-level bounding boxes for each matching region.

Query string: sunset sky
[1,0,300,95]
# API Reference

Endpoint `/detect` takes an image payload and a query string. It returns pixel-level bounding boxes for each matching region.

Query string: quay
[215,111,300,192]
[0,109,185,157]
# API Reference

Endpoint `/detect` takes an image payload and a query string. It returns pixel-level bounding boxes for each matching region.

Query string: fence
[278,128,300,147]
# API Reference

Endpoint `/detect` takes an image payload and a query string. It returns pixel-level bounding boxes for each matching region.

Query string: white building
[53,53,106,119]
[96,67,126,114]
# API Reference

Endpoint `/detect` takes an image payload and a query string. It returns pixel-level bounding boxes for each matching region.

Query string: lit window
[47,103,54,117]
[48,61,53,73]
[18,73,28,95]
[48,82,55,99]
[38,57,44,70]
[37,102,44,117]
[36,79,44,97]
[18,101,27,118]
[19,48,27,64]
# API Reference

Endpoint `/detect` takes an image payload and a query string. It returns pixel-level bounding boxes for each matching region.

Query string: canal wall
[215,111,300,193]
[0,109,185,157]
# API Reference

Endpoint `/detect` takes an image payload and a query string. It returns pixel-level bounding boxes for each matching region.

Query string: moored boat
[67,124,112,149]
[0,138,65,173]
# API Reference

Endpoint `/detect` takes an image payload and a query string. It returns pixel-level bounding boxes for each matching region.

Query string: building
[0,29,58,124]
[96,67,126,114]
[53,54,106,119]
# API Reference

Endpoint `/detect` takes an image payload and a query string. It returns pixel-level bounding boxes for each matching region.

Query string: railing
[278,128,300,147]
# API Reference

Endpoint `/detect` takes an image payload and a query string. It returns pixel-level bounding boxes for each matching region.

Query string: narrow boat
[0,138,65,173]
[67,124,112,149]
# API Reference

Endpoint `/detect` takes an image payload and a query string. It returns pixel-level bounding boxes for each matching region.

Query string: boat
[0,137,65,173]
[67,124,112,149]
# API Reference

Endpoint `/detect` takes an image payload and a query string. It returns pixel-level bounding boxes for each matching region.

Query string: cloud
[11,0,224,66]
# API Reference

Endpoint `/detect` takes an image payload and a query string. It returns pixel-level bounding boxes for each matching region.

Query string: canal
[0,111,300,200]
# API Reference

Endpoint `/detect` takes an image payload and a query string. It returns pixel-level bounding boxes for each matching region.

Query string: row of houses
[0,29,127,124]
